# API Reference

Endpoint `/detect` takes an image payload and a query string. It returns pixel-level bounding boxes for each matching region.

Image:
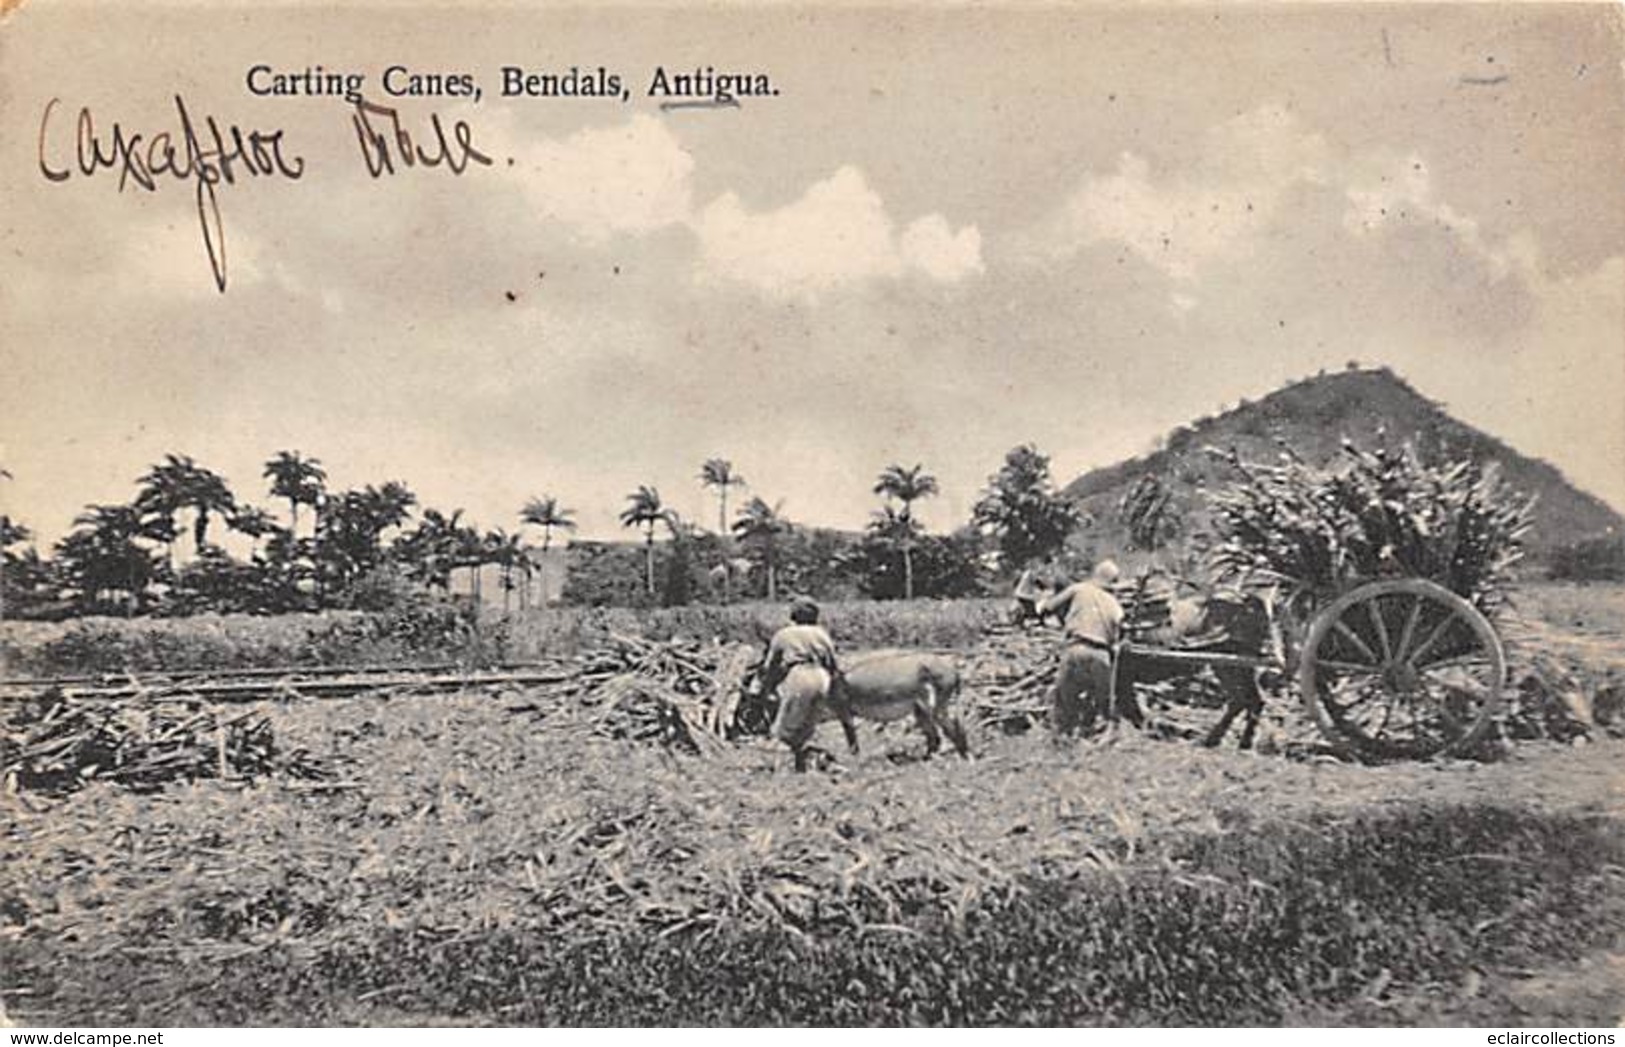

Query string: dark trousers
[1051,642,1114,736]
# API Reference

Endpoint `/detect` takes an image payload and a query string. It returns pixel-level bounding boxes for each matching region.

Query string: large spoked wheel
[1297,579,1506,761]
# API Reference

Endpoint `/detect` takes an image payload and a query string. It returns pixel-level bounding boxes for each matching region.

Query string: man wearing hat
[1040,559,1127,737]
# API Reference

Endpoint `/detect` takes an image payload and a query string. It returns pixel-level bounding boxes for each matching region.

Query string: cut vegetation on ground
[1,583,1622,1026]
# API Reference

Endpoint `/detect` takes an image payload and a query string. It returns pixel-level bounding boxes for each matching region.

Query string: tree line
[0,445,1085,619]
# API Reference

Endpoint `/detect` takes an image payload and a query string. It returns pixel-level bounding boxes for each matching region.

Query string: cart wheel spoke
[1393,594,1425,665]
[1317,658,1382,675]
[1367,598,1393,664]
[1404,612,1457,670]
[1330,620,1379,667]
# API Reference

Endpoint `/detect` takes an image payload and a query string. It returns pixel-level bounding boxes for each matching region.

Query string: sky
[3,2,1622,548]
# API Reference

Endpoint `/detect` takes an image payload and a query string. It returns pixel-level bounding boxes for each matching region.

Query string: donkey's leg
[914,685,943,758]
[937,678,970,758]
[1237,671,1265,750]
[837,704,860,755]
[826,675,861,755]
[1205,700,1242,748]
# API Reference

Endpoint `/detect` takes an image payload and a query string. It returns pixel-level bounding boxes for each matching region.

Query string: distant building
[449,546,570,610]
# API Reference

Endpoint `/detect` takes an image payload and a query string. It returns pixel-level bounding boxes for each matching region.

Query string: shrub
[845,530,989,601]
[331,565,423,612]
[2,602,505,675]
[308,599,506,667]
[561,541,664,608]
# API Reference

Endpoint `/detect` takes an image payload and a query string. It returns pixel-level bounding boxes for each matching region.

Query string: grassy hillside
[1062,366,1622,562]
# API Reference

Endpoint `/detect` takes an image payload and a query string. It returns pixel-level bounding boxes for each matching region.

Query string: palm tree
[520,495,576,608]
[137,454,237,554]
[619,485,671,595]
[874,463,940,599]
[60,504,157,615]
[454,523,486,602]
[1,515,31,621]
[733,496,791,601]
[520,495,577,552]
[485,528,528,613]
[698,458,747,536]
[399,508,465,592]
[363,481,417,540]
[228,505,282,558]
[263,451,327,534]
[512,542,536,610]
[0,519,29,555]
[134,460,185,566]
[310,483,415,596]
[181,458,235,550]
[699,459,747,603]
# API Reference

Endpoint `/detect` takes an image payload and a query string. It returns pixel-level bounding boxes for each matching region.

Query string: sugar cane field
[1,580,1622,1027]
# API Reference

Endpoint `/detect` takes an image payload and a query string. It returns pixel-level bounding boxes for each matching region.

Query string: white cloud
[694,165,983,297]
[1048,103,1329,279]
[1342,153,1540,280]
[899,214,984,284]
[483,117,984,298]
[499,113,696,241]
[1045,100,1567,305]
[696,166,900,293]
[1343,153,1434,232]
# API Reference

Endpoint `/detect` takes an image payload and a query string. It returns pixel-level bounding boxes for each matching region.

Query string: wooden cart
[1116,577,1507,760]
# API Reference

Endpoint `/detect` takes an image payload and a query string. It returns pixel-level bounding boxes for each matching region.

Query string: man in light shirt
[760,598,841,769]
[1040,559,1127,737]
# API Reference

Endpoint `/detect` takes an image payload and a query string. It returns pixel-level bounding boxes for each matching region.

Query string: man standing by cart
[1041,559,1127,737]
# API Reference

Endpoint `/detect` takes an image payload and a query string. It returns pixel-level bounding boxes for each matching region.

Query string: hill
[1060,366,1622,564]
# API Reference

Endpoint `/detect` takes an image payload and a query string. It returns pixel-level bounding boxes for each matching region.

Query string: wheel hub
[1382,660,1420,694]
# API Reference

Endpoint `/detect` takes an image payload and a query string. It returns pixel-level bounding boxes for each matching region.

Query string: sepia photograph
[1,0,1622,1029]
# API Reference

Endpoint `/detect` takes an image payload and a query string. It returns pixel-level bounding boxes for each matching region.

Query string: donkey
[760,649,969,771]
[1116,591,1277,748]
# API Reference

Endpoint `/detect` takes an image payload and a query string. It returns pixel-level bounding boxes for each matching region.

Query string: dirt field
[2,583,1623,1026]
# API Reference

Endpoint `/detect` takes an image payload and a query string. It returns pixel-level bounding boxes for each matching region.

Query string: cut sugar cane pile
[1205,439,1535,614]
[508,634,763,750]
[2,695,327,795]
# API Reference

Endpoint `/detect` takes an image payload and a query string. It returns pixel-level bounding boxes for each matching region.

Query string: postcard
[2,0,1622,1030]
